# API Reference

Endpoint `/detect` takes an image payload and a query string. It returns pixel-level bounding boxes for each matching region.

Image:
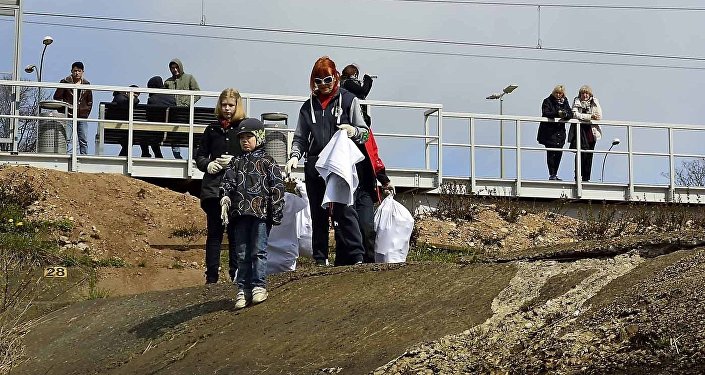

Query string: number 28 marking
[44,266,68,278]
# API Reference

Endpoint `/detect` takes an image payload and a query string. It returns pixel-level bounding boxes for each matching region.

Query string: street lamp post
[486,84,518,178]
[601,138,621,182]
[24,36,53,115]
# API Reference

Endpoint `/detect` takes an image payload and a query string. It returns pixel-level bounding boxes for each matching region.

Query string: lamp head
[486,93,502,100]
[42,36,53,46]
[612,138,621,146]
[503,84,518,94]
[24,64,36,74]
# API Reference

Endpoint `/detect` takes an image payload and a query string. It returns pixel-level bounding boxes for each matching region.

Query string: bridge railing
[440,111,705,202]
[0,80,442,188]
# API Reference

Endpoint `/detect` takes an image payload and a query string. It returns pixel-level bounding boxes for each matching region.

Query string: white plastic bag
[374,195,414,263]
[267,192,307,274]
[295,180,313,258]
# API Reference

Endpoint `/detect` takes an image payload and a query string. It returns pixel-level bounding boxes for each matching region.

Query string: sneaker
[252,287,268,304]
[234,290,247,309]
[315,259,330,267]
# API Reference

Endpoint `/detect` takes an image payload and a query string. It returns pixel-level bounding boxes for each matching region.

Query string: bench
[97,102,216,154]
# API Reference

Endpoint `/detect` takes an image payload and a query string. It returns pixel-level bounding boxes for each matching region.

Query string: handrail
[3,80,705,203]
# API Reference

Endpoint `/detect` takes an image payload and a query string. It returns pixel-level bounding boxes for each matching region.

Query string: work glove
[216,154,233,167]
[220,196,231,225]
[337,124,358,138]
[285,156,299,176]
[207,161,223,175]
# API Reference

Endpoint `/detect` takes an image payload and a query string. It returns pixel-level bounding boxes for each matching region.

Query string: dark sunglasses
[314,75,335,85]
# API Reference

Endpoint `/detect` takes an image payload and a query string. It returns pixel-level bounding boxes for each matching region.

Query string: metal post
[10,6,23,153]
[437,107,443,188]
[515,119,521,195]
[499,97,504,178]
[627,125,634,200]
[470,117,476,194]
[668,127,675,202]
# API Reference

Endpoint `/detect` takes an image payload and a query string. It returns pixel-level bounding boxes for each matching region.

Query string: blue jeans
[66,120,88,155]
[233,216,269,291]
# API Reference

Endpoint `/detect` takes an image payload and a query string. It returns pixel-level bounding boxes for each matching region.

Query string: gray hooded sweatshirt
[163,58,201,106]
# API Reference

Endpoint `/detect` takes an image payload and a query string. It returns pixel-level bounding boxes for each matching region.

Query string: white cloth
[266,192,308,275]
[314,130,364,207]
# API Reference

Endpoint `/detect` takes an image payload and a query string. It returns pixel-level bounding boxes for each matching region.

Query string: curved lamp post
[601,138,621,182]
[24,36,53,115]
[486,84,518,178]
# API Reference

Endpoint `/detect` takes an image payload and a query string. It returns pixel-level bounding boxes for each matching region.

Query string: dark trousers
[201,198,237,283]
[575,142,596,181]
[140,144,163,158]
[546,149,563,176]
[305,161,365,266]
[335,189,376,263]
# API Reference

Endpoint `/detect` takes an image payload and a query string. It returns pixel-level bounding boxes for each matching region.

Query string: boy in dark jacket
[220,118,284,309]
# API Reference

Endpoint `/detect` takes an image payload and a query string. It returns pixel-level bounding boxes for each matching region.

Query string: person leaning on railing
[194,88,244,284]
[537,84,573,181]
[569,85,603,182]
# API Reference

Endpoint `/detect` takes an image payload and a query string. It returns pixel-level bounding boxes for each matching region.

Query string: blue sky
[2,0,704,183]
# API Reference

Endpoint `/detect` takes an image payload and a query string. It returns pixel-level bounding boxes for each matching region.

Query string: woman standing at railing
[569,85,602,182]
[194,88,244,284]
[537,85,573,181]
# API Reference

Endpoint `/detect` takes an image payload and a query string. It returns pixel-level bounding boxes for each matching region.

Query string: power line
[24,11,705,63]
[23,20,705,71]
[384,0,705,11]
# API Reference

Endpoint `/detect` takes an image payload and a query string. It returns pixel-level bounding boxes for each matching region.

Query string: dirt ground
[4,165,705,374]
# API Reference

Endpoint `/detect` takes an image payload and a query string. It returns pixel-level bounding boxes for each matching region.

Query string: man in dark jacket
[537,85,573,180]
[53,61,93,155]
[143,76,177,158]
[110,85,140,157]
[340,64,374,126]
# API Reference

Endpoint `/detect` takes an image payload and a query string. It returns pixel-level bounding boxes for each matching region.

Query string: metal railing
[3,79,705,203]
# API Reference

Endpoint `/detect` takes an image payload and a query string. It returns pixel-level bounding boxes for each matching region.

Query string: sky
[2,0,705,184]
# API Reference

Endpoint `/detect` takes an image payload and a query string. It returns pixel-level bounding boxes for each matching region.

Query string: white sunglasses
[314,75,335,85]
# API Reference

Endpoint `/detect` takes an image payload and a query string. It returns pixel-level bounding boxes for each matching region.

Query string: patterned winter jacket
[220,148,285,225]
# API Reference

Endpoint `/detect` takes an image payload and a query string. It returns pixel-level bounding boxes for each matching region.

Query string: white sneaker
[252,287,268,304]
[234,290,247,309]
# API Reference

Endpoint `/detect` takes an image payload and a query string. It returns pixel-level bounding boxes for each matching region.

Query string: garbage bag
[374,195,414,263]
[267,192,307,274]
[295,180,313,258]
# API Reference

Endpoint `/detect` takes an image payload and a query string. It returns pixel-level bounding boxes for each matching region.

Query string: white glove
[216,155,233,167]
[337,124,357,138]
[207,161,222,174]
[285,156,299,175]
[220,196,231,225]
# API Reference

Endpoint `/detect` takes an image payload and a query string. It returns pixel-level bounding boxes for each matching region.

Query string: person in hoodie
[220,118,284,309]
[194,88,244,284]
[53,61,93,155]
[164,58,201,159]
[143,75,178,158]
[109,85,141,157]
[537,85,573,181]
[285,56,370,266]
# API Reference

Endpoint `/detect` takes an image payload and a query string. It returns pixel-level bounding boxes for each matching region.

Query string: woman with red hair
[285,56,370,266]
